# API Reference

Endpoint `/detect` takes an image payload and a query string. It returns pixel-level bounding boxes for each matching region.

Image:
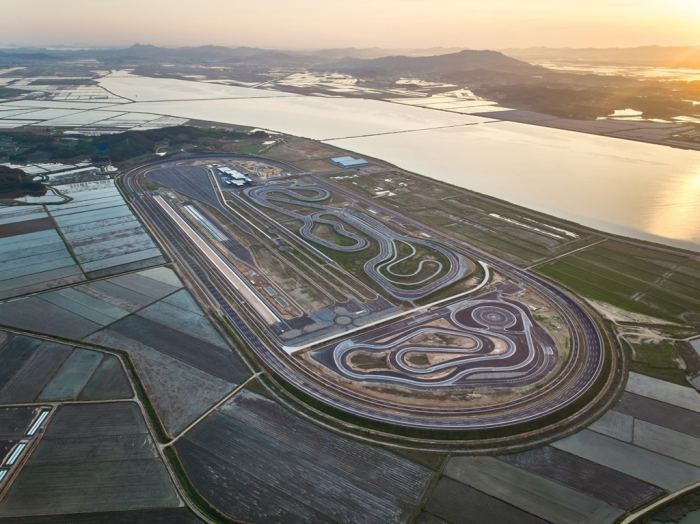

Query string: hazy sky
[2,0,699,49]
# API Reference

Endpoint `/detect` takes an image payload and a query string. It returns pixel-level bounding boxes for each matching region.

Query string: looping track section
[244,185,469,300]
[313,291,558,389]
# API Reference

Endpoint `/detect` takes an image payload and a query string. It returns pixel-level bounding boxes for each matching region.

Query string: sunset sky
[1,0,699,49]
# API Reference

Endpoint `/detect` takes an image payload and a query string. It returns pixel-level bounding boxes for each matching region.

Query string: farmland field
[137,300,228,349]
[0,339,72,404]
[551,429,700,491]
[176,419,418,523]
[0,336,50,388]
[498,446,663,510]
[0,403,180,517]
[41,402,146,437]
[174,389,434,524]
[625,339,689,385]
[444,456,624,524]
[87,329,235,435]
[0,407,41,440]
[0,296,102,339]
[176,438,338,524]
[587,410,634,442]
[625,372,700,413]
[415,513,451,524]
[47,180,165,277]
[632,419,700,467]
[424,477,549,524]
[41,287,131,324]
[78,354,132,400]
[0,331,132,403]
[0,267,184,339]
[614,392,700,438]
[0,227,84,300]
[38,349,104,400]
[160,288,204,313]
[218,389,434,503]
[0,508,204,524]
[0,180,171,299]
[83,284,246,435]
[107,271,181,299]
[537,241,700,323]
[89,279,162,307]
[109,315,246,382]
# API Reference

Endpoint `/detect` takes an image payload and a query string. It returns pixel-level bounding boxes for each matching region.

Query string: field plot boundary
[0,402,181,517]
[444,455,624,524]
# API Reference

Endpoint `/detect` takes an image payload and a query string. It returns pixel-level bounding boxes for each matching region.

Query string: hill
[317,49,543,78]
[0,165,45,197]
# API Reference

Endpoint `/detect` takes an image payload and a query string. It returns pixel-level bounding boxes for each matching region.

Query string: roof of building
[330,156,369,168]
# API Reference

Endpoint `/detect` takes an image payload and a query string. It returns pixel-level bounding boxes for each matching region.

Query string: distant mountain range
[309,47,468,59]
[119,44,267,61]
[0,44,469,61]
[0,44,539,77]
[501,45,700,68]
[316,50,542,77]
[0,50,58,60]
[2,43,697,76]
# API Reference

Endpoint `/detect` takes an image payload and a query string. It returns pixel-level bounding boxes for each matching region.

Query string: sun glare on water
[647,163,700,243]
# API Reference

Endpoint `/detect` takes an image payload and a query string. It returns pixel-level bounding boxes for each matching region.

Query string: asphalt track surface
[121,156,606,430]
[245,185,469,300]
[145,165,254,235]
[314,292,558,388]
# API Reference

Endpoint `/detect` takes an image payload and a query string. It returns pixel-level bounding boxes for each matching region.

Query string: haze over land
[1,0,699,49]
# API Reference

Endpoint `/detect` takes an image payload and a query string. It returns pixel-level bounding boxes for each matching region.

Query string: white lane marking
[283,261,490,354]
[154,195,280,324]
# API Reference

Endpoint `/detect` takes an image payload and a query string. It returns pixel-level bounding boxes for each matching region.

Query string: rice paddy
[424,477,549,524]
[419,371,700,522]
[537,241,700,323]
[0,508,204,523]
[443,456,624,524]
[38,349,105,401]
[498,447,663,511]
[0,180,166,300]
[0,267,182,339]
[74,275,249,435]
[0,330,132,403]
[0,403,180,517]
[0,220,84,300]
[47,180,165,277]
[174,389,434,524]
[0,262,240,436]
[552,430,700,491]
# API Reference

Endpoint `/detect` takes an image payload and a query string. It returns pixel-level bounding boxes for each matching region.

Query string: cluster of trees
[3,132,93,162]
[2,126,268,164]
[0,87,24,99]
[0,165,44,196]
[91,126,265,162]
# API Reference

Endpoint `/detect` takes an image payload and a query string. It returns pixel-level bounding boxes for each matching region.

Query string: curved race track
[318,294,558,388]
[121,156,608,432]
[245,185,469,300]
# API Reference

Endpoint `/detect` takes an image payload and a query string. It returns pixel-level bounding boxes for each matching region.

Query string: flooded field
[525,62,700,82]
[95,73,700,251]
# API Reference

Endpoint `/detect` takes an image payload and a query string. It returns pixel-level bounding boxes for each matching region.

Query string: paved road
[314,292,558,389]
[245,185,468,301]
[121,157,605,430]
